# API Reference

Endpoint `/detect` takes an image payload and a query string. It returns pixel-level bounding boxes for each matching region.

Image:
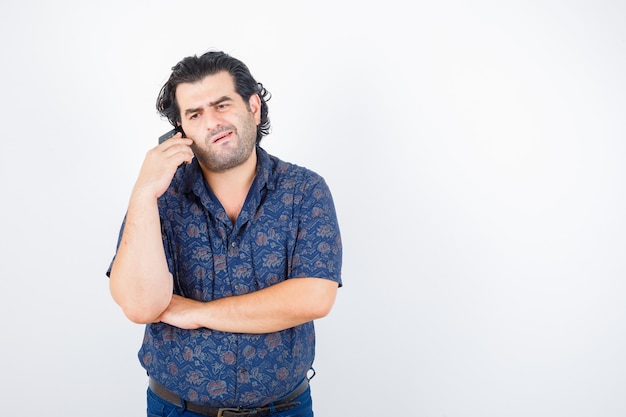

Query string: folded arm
[156,277,339,333]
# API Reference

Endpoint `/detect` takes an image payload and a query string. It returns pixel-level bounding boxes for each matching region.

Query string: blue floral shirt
[108,146,342,407]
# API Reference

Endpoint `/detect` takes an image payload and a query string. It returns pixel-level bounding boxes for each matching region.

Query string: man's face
[176,71,261,173]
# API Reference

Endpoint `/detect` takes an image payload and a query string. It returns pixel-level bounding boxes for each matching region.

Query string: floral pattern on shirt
[109,146,342,407]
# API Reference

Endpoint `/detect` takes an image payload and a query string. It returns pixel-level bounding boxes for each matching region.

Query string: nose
[203,108,223,132]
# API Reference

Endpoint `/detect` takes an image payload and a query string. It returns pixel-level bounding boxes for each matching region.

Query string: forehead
[175,71,238,107]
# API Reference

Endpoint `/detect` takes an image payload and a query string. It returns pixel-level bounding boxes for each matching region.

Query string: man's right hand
[133,133,194,199]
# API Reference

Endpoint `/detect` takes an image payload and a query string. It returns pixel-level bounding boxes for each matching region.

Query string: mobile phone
[158,126,185,144]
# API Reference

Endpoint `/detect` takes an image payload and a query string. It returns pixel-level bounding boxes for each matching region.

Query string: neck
[202,149,258,223]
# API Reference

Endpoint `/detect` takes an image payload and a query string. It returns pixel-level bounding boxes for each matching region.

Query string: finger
[161,143,195,166]
[158,133,188,146]
[158,129,183,144]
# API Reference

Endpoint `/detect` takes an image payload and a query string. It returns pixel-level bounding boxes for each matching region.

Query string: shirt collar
[179,145,275,210]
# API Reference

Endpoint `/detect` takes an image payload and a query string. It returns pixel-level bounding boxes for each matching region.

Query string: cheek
[181,123,202,141]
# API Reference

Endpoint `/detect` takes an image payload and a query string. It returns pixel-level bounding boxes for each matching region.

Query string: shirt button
[231,242,236,247]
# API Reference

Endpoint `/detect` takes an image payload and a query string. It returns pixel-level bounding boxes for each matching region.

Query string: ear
[248,94,262,125]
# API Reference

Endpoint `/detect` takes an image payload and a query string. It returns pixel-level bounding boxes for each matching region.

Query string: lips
[211,130,233,144]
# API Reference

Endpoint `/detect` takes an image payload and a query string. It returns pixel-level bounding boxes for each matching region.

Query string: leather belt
[148,377,308,417]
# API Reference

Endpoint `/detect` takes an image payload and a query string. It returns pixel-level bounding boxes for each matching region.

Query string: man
[107,50,342,417]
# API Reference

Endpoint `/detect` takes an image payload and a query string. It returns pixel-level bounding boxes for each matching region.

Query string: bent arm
[157,277,339,333]
[109,192,173,324]
[109,136,194,323]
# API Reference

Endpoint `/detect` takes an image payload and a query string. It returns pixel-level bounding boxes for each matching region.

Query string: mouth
[211,130,233,144]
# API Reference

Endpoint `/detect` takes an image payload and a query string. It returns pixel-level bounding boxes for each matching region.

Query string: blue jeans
[146,382,314,417]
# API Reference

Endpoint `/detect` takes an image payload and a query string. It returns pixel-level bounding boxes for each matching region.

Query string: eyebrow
[184,96,232,116]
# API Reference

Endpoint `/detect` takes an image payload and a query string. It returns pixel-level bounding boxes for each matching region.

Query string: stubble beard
[193,113,257,173]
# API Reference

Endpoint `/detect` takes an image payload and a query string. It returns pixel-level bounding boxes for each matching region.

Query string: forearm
[158,278,338,333]
[109,191,173,323]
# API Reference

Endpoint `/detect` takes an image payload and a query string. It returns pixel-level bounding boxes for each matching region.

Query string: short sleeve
[289,175,342,286]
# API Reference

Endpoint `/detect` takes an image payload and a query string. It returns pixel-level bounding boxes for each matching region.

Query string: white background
[1,1,625,416]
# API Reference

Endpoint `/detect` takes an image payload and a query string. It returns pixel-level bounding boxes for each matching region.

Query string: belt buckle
[217,408,250,417]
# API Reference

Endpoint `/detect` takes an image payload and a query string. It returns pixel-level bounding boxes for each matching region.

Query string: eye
[189,113,199,120]
[216,103,230,111]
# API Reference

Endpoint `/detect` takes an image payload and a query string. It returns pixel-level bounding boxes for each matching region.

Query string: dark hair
[156,50,271,144]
